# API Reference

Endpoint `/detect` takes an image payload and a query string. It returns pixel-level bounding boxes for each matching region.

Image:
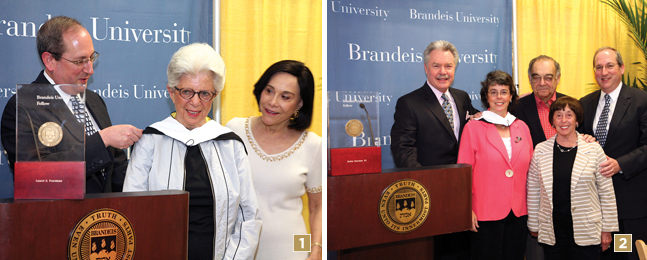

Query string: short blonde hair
[167,42,226,93]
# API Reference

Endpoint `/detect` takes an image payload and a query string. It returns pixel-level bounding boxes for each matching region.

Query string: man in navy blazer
[0,16,143,193]
[391,40,479,168]
[580,47,647,260]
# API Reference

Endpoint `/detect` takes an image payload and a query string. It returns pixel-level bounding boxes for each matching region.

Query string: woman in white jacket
[123,43,261,260]
[527,96,618,258]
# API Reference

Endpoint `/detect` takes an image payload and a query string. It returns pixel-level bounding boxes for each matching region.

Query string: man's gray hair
[167,42,226,93]
[527,55,561,77]
[423,40,459,66]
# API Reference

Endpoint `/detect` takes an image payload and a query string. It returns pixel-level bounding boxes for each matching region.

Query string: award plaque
[14,84,87,200]
[328,91,381,176]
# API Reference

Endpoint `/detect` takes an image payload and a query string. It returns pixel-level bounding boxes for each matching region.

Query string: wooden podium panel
[328,164,472,252]
[0,190,189,259]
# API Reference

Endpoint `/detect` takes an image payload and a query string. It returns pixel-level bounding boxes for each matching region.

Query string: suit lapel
[450,88,467,129]
[486,122,510,166]
[583,90,602,134]
[607,84,630,141]
[509,121,525,166]
[538,138,555,201]
[422,83,456,139]
[524,98,543,136]
[84,93,105,129]
[30,73,86,141]
[570,136,591,193]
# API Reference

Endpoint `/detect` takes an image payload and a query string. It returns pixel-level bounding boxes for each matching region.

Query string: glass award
[327,91,381,175]
[14,84,86,199]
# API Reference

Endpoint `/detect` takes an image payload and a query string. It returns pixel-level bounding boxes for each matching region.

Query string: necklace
[556,142,576,153]
[245,118,307,162]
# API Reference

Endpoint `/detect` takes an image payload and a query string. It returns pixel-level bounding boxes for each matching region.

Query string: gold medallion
[68,209,136,260]
[38,122,63,147]
[379,179,430,233]
[345,119,363,137]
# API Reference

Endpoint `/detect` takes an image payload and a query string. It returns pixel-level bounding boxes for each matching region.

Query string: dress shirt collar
[599,82,622,104]
[43,70,83,105]
[427,80,453,101]
[534,91,557,108]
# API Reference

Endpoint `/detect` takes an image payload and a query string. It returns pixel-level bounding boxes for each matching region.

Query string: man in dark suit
[0,16,143,193]
[512,55,566,148]
[580,47,647,260]
[390,40,479,260]
[391,40,479,168]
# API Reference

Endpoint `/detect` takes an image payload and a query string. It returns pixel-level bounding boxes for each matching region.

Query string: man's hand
[581,134,597,143]
[600,156,621,177]
[601,232,612,252]
[99,125,143,149]
[470,112,483,121]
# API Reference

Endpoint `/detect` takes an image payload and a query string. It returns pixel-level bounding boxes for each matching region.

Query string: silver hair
[167,42,226,93]
[423,40,459,66]
[528,55,561,78]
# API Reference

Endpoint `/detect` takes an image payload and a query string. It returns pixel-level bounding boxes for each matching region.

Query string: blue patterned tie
[442,93,454,131]
[71,95,97,136]
[595,94,611,147]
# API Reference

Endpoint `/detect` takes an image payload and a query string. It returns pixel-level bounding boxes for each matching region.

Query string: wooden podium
[0,190,189,259]
[328,164,472,259]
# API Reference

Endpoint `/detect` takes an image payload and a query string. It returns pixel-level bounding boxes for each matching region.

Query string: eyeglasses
[174,87,217,102]
[53,51,99,67]
[530,75,554,83]
[594,63,618,72]
[488,89,510,97]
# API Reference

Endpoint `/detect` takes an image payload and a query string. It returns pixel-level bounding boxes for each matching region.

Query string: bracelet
[312,242,323,248]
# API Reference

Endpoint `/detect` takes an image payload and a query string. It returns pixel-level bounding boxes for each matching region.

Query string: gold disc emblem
[38,122,63,147]
[68,209,136,260]
[379,179,430,233]
[345,119,364,137]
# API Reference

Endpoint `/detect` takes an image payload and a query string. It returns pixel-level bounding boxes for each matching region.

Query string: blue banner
[327,0,513,169]
[0,0,212,198]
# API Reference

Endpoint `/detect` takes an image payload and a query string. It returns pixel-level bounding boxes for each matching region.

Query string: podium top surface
[0,190,189,204]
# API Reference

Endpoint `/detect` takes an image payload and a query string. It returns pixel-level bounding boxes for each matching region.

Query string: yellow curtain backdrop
[518,0,645,98]
[219,1,322,233]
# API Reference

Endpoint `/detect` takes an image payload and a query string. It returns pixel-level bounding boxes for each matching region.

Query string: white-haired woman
[124,42,261,260]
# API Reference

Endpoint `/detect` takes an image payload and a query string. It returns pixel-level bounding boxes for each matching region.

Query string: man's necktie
[442,93,454,131]
[71,95,97,136]
[595,94,611,147]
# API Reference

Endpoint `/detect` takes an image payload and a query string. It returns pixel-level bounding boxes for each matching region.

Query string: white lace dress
[226,117,322,260]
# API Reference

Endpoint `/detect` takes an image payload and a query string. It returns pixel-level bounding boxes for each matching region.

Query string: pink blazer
[458,118,533,221]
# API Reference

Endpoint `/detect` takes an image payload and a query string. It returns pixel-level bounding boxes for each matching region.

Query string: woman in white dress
[124,43,261,260]
[226,60,322,260]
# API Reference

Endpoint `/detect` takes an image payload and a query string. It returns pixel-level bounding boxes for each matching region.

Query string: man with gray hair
[0,16,142,193]
[391,40,479,259]
[391,40,479,168]
[512,55,567,148]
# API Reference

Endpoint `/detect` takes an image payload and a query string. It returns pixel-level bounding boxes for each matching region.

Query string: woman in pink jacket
[458,70,533,260]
